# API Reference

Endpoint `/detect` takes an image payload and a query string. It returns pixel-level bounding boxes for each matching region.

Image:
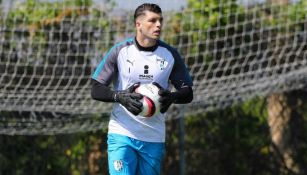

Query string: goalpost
[0,0,306,134]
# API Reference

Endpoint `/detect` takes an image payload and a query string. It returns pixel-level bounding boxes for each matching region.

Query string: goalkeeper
[91,3,193,175]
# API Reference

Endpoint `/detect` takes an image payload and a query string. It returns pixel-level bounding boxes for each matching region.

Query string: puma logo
[126,59,135,66]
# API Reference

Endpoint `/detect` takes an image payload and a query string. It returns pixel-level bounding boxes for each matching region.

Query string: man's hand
[114,83,143,115]
[158,89,175,113]
[152,82,175,113]
[152,82,193,113]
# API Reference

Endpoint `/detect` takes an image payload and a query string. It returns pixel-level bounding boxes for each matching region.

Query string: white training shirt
[92,37,193,142]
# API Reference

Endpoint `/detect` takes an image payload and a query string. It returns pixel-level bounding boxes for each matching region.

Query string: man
[91,3,193,175]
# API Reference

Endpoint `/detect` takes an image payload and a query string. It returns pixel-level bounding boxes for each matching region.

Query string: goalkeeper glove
[152,82,175,114]
[114,83,143,115]
[152,82,193,113]
[158,89,175,113]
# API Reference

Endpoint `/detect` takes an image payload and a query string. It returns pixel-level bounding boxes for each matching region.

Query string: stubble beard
[140,29,159,41]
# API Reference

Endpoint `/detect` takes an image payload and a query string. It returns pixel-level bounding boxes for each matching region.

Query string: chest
[118,47,174,84]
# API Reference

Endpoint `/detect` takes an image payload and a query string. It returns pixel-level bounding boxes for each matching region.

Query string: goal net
[0,0,306,134]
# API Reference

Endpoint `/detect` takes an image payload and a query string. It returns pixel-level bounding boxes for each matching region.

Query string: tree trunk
[267,91,307,174]
[88,138,104,175]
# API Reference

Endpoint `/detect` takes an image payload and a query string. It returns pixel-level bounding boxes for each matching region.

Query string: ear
[135,21,141,28]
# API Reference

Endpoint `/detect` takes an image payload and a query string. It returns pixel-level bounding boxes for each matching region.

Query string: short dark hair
[134,3,162,23]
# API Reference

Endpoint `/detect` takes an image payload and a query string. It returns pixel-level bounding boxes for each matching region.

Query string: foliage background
[0,0,307,174]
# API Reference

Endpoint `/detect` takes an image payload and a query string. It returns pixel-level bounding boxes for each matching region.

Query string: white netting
[0,0,306,134]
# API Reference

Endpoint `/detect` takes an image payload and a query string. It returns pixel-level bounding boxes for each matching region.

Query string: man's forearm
[91,79,115,102]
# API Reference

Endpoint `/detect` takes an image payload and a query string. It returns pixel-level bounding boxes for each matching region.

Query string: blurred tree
[264,0,307,174]
[268,91,307,174]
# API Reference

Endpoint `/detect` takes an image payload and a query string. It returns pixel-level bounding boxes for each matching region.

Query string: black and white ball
[135,83,160,117]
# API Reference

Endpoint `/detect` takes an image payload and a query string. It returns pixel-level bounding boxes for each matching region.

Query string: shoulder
[158,40,177,52]
[157,40,181,58]
[108,38,135,54]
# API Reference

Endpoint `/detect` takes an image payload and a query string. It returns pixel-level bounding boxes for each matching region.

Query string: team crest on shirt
[113,160,123,172]
[156,58,168,70]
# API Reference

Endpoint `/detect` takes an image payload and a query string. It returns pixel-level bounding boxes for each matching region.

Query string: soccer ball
[135,83,161,117]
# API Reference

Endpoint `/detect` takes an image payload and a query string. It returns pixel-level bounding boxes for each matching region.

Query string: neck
[134,37,158,52]
[136,35,157,47]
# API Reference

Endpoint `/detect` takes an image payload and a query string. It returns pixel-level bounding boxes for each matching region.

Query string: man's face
[136,11,163,40]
